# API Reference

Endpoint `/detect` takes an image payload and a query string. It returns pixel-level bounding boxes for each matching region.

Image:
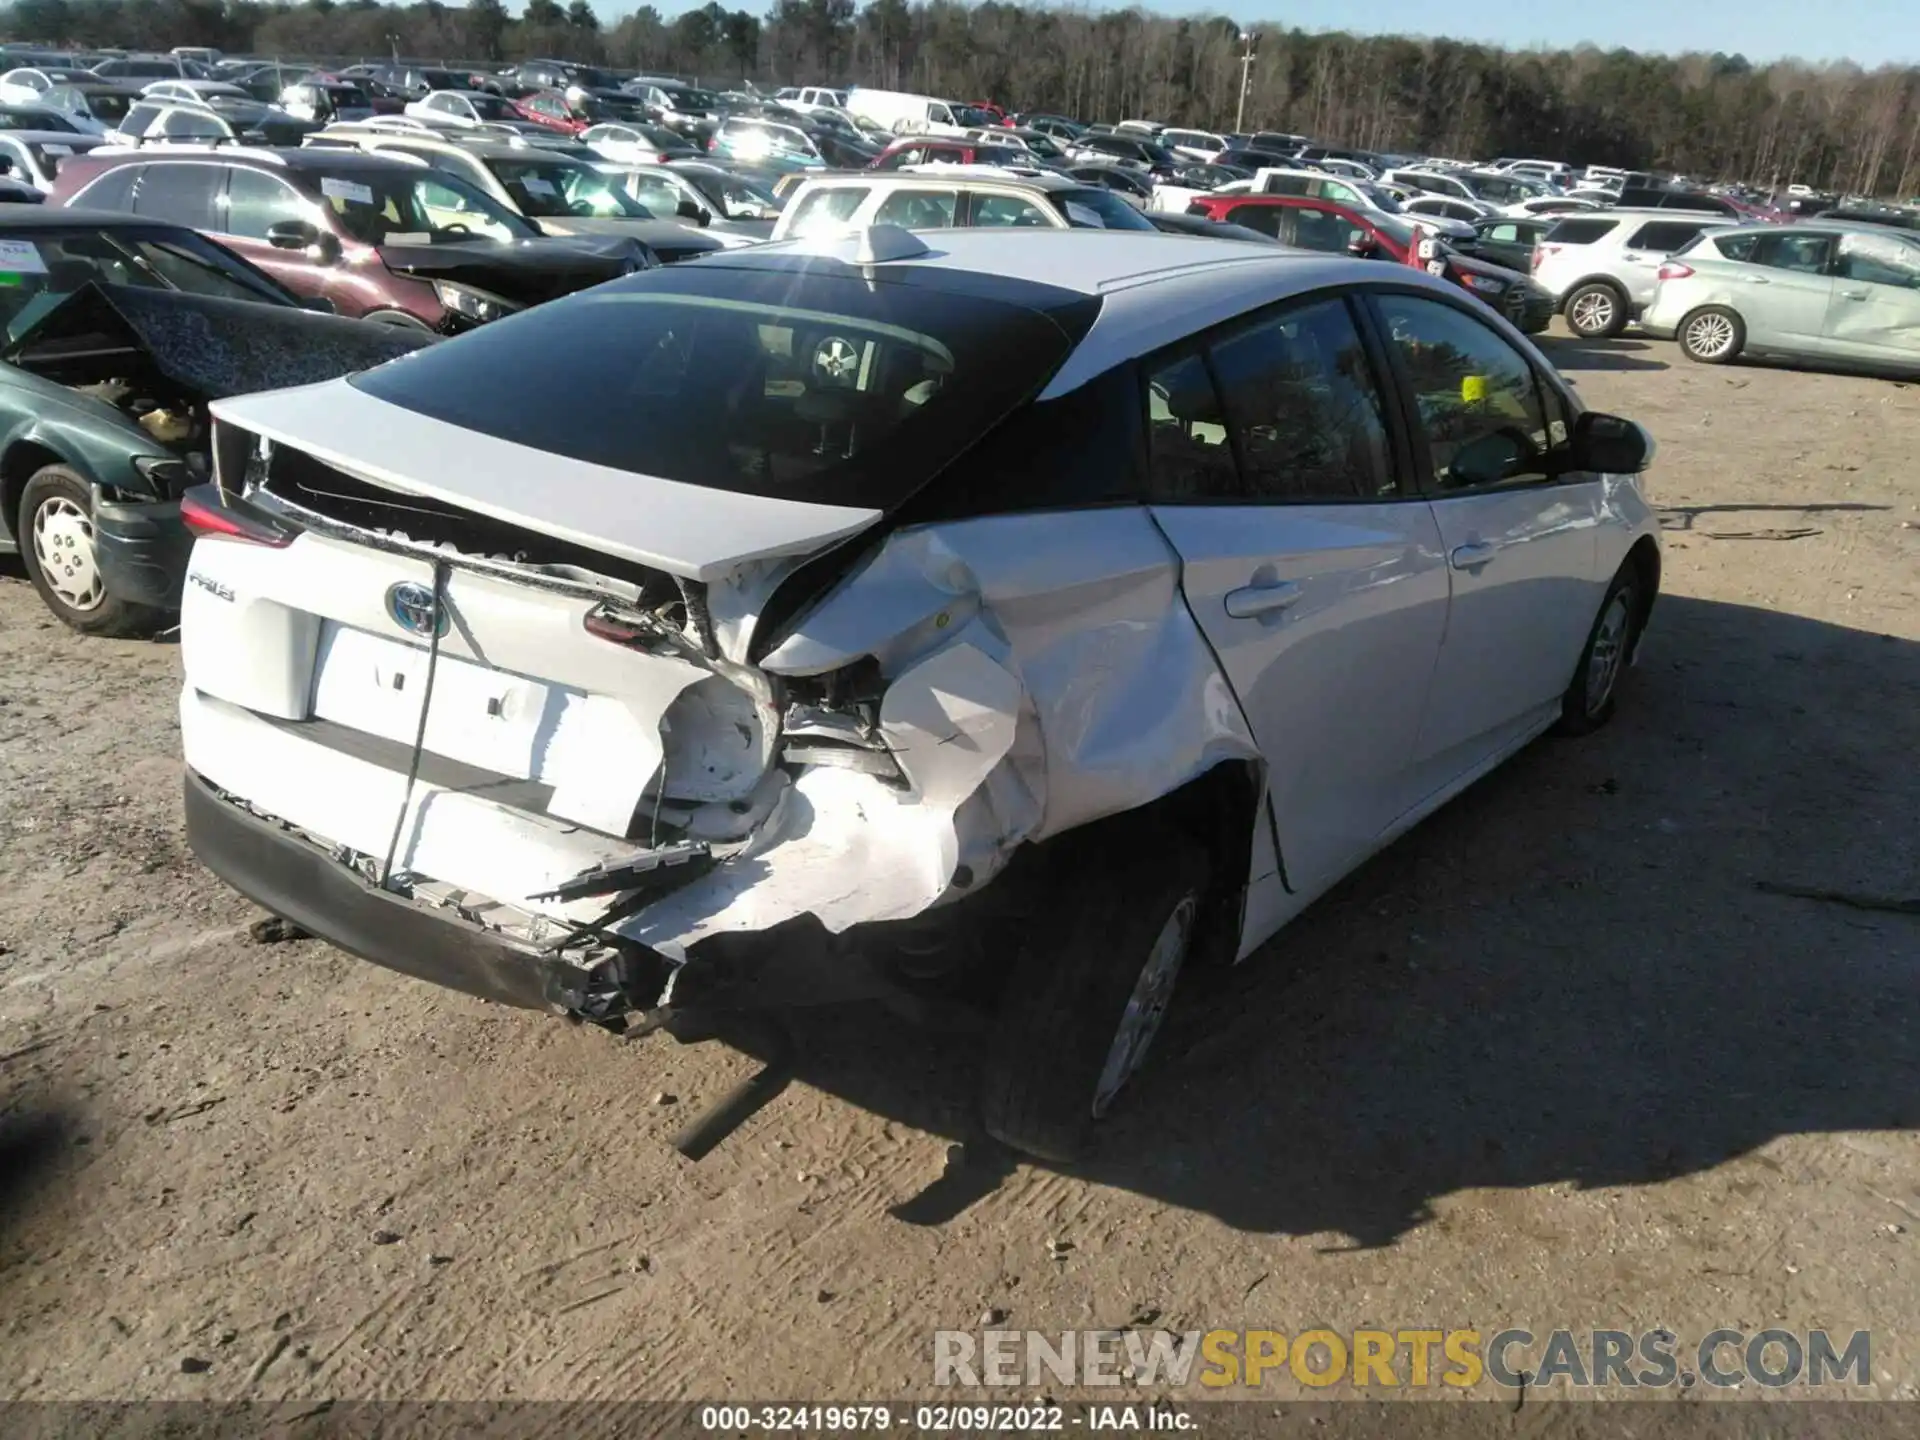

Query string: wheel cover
[1686,312,1736,358]
[31,495,104,611]
[1586,591,1634,714]
[1092,893,1197,1118]
[1570,290,1615,332]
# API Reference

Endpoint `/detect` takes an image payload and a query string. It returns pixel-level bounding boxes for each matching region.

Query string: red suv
[869,137,1032,170]
[1186,193,1553,332]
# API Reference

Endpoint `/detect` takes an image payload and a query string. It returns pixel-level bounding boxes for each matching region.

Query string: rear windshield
[349,263,1094,510]
[1055,187,1154,231]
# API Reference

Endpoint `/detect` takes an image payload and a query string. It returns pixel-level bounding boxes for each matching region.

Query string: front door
[1368,291,1606,800]
[1143,293,1450,897]
[1723,230,1834,350]
[1823,230,1920,368]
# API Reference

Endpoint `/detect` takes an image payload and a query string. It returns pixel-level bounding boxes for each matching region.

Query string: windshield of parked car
[0,105,77,132]
[318,169,540,244]
[0,225,292,339]
[486,157,649,218]
[461,92,514,120]
[660,86,716,109]
[683,169,782,220]
[1056,186,1155,230]
[349,263,1092,510]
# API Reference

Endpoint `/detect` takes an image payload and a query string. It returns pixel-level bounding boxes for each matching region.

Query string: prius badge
[385,581,447,639]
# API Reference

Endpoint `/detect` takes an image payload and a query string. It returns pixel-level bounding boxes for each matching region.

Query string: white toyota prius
[178,226,1660,1161]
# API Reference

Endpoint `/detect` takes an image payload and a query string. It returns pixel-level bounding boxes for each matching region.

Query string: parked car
[89,54,208,82]
[133,82,318,145]
[304,130,727,264]
[624,78,721,142]
[1157,127,1230,161]
[35,80,142,135]
[708,115,831,173]
[1068,130,1178,175]
[1532,209,1734,338]
[1643,222,1920,372]
[179,226,1659,1162]
[49,148,649,330]
[278,80,376,126]
[0,65,97,107]
[1185,193,1554,331]
[1064,163,1154,202]
[0,206,431,635]
[579,121,703,165]
[1457,214,1555,273]
[403,89,537,131]
[617,161,782,242]
[0,129,103,191]
[773,168,1157,238]
[0,101,86,135]
[868,134,1029,170]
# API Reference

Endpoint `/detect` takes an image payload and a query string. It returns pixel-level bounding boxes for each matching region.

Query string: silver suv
[1533,209,1734,338]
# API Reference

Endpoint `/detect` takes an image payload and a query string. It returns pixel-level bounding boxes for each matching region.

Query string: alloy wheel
[1570,290,1616,334]
[1685,312,1737,359]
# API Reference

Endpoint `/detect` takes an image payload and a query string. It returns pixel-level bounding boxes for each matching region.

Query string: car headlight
[1461,272,1506,296]
[432,280,522,323]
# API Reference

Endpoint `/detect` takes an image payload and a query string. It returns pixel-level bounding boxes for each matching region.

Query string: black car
[0,208,432,635]
[1457,215,1555,272]
[1145,211,1278,244]
[1065,163,1153,201]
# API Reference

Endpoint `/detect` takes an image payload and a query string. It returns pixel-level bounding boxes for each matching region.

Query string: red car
[869,136,1032,169]
[1185,193,1552,331]
[965,101,1011,126]
[513,89,587,135]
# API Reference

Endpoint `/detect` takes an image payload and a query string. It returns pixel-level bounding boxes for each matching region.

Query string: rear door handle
[1841,289,1869,300]
[1224,580,1302,619]
[1450,541,1498,570]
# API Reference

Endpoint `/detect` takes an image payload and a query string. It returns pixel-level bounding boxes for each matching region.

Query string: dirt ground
[0,323,1917,1406]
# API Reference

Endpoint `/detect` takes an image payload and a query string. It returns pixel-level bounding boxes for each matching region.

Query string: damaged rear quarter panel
[626,509,1265,963]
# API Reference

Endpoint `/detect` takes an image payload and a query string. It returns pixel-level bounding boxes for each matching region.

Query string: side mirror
[1347,232,1377,258]
[1567,411,1654,474]
[675,197,709,225]
[266,219,338,262]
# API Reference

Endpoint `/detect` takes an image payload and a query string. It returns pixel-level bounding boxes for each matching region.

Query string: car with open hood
[0,207,431,636]
[47,147,651,331]
[297,130,727,264]
[178,226,1660,1163]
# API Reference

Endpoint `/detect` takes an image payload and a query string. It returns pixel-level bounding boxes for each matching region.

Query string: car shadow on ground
[1537,333,1671,372]
[722,594,1920,1245]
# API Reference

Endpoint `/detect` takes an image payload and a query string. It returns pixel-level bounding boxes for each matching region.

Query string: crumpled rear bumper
[184,767,583,1011]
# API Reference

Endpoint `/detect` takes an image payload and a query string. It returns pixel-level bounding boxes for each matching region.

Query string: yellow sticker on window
[1462,374,1488,405]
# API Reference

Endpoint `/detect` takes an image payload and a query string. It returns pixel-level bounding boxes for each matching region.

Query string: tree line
[5,0,1917,196]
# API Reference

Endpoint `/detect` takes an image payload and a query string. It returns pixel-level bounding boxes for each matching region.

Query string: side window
[1544,217,1619,246]
[1144,351,1237,501]
[222,166,306,239]
[1835,232,1920,288]
[874,188,956,228]
[971,194,1050,227]
[1487,223,1519,242]
[73,164,137,211]
[1625,221,1707,252]
[1224,203,1283,239]
[1750,232,1834,274]
[1206,297,1394,502]
[1289,206,1351,253]
[1264,174,1309,195]
[627,174,682,217]
[120,103,160,138]
[1376,294,1559,492]
[1714,232,1759,262]
[785,185,868,237]
[131,164,220,229]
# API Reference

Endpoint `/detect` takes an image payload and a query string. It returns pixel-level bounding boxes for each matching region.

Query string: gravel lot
[1,324,1917,1403]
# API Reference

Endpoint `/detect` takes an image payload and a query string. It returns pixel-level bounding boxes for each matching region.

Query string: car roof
[0,204,192,228]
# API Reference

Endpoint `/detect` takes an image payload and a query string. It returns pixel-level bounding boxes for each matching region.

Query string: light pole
[1235,29,1257,134]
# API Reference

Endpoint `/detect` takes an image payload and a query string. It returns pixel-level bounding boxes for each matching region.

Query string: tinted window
[1225,203,1282,238]
[1376,294,1557,491]
[72,163,136,211]
[1289,205,1358,252]
[1052,187,1153,231]
[1542,217,1618,245]
[1747,231,1834,273]
[971,194,1050,228]
[1206,298,1394,501]
[131,163,220,229]
[874,188,956,228]
[1836,231,1920,288]
[1145,350,1236,500]
[1626,221,1709,252]
[222,165,306,239]
[349,265,1091,510]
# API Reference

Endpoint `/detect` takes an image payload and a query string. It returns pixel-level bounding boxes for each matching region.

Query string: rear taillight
[1657,261,1695,281]
[1532,243,1556,270]
[180,484,294,548]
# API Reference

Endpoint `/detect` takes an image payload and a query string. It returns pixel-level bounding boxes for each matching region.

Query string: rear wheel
[979,839,1209,1162]
[1564,281,1628,339]
[1678,305,1744,364]
[18,466,167,637]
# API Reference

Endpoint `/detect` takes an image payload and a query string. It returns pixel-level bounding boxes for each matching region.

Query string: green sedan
[0,208,428,635]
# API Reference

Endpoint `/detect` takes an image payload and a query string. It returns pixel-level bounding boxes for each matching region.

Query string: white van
[844,87,967,138]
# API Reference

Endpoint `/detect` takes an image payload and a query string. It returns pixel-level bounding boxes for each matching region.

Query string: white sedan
[177,228,1660,1162]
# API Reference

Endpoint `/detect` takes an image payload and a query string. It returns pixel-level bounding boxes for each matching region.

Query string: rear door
[129,160,222,232]
[1368,290,1604,796]
[1712,230,1834,349]
[1145,292,1450,896]
[1823,230,1920,368]
[1617,218,1718,310]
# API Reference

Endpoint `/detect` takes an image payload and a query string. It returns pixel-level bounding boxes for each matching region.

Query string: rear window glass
[1626,221,1709,251]
[349,264,1096,511]
[1542,217,1617,245]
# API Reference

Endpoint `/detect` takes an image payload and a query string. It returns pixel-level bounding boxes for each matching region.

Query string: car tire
[1678,305,1744,364]
[17,466,168,638]
[1554,562,1642,737]
[1564,281,1628,339]
[979,838,1210,1163]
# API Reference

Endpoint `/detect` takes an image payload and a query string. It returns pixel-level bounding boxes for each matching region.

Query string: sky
[629,0,1919,68]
